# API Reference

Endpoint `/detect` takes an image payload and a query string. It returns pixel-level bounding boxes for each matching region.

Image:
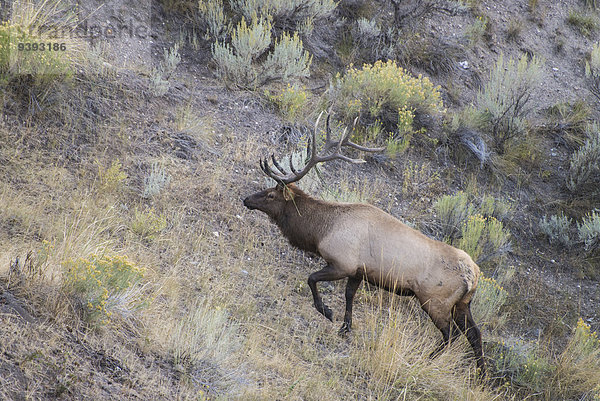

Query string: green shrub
[352,18,381,48]
[465,15,487,46]
[212,15,311,88]
[434,191,474,241]
[568,8,599,37]
[475,54,542,153]
[62,254,146,324]
[545,101,590,144]
[458,214,511,264]
[329,60,444,150]
[567,125,600,192]
[199,0,230,41]
[479,193,511,221]
[199,0,334,87]
[150,44,181,96]
[578,210,600,251]
[433,191,509,242]
[143,162,171,198]
[539,213,573,248]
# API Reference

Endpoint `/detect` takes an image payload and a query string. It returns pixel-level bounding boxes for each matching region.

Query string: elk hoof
[323,305,333,321]
[316,303,333,321]
[338,322,351,336]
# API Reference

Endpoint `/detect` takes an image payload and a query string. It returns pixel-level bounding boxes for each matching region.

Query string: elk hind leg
[429,320,462,359]
[339,274,362,335]
[454,302,485,375]
[424,306,457,359]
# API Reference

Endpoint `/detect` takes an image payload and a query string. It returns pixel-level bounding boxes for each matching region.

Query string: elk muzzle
[243,195,257,210]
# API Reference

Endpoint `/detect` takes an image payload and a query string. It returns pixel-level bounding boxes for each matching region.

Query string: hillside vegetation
[1,0,600,399]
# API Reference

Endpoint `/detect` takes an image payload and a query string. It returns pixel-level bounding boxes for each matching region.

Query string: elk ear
[282,185,295,201]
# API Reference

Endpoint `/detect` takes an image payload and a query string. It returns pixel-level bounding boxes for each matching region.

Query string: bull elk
[243,114,485,374]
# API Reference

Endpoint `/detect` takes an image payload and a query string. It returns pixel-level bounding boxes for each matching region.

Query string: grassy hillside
[1,0,600,399]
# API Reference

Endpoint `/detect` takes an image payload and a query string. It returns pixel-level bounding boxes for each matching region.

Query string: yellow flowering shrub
[130,208,168,241]
[265,83,308,122]
[331,60,444,147]
[98,160,127,193]
[471,275,508,331]
[62,254,145,324]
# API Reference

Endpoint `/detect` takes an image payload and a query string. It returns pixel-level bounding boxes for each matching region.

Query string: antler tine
[271,154,287,175]
[336,115,386,153]
[288,156,299,175]
[325,113,332,144]
[312,111,322,157]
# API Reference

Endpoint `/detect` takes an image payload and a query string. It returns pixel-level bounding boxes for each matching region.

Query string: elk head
[243,112,385,217]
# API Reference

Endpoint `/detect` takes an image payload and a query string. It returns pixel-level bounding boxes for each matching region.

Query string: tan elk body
[243,114,485,374]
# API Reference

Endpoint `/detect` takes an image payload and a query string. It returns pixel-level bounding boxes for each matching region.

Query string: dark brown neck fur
[271,186,337,254]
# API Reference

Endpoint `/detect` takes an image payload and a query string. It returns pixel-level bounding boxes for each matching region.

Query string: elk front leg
[339,275,362,335]
[307,264,347,322]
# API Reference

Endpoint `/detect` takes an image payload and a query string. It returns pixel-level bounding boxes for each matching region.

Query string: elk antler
[260,112,385,185]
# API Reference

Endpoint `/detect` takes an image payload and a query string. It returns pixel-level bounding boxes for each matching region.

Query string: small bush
[479,193,511,221]
[539,213,573,248]
[578,210,600,251]
[150,44,181,96]
[567,125,600,192]
[401,161,441,197]
[475,54,542,153]
[568,8,599,37]
[545,101,590,144]
[199,0,230,41]
[465,16,487,47]
[98,160,127,194]
[130,208,168,241]
[506,18,523,42]
[458,214,511,264]
[433,191,509,242]
[212,16,311,88]
[352,18,381,49]
[265,83,309,122]
[143,162,171,198]
[329,60,444,149]
[262,31,312,81]
[434,191,474,241]
[62,254,145,324]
